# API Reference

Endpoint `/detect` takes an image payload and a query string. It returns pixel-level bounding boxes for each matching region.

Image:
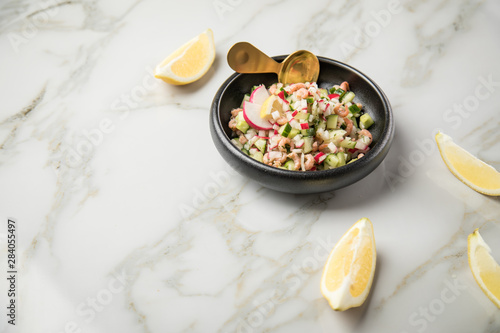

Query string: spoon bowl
[227,42,319,84]
[279,50,319,84]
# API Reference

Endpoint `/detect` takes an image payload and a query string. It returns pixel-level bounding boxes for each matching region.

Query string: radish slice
[314,152,326,163]
[249,85,270,105]
[269,135,280,150]
[328,142,338,153]
[328,93,339,99]
[277,91,289,104]
[300,123,309,130]
[295,139,305,148]
[243,101,273,130]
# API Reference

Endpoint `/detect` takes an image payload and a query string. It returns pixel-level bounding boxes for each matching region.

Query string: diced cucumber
[306,97,314,104]
[337,151,346,166]
[360,113,374,129]
[340,139,356,149]
[341,91,355,103]
[294,112,309,120]
[347,157,358,164]
[330,130,347,145]
[231,138,243,149]
[345,152,352,163]
[330,88,345,99]
[317,120,326,131]
[318,88,329,98]
[241,148,250,156]
[301,128,316,137]
[303,137,314,153]
[288,128,300,139]
[254,138,267,153]
[240,94,250,108]
[251,151,263,162]
[278,122,292,137]
[283,160,295,170]
[326,114,338,129]
[348,103,361,116]
[324,154,339,168]
[351,116,358,129]
[235,112,249,133]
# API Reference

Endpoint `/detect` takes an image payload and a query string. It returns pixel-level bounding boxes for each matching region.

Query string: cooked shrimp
[358,153,365,159]
[267,151,287,165]
[356,103,362,109]
[231,108,242,117]
[295,88,309,99]
[239,135,248,144]
[269,84,278,95]
[276,116,288,125]
[287,152,300,170]
[318,143,329,151]
[340,81,349,91]
[279,152,287,163]
[343,117,353,136]
[357,129,372,145]
[289,83,307,93]
[278,137,294,152]
[334,103,349,117]
[312,141,318,152]
[263,153,270,165]
[304,154,315,170]
[229,119,237,130]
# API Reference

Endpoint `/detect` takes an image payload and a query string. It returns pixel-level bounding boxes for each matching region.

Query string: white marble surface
[1,0,500,332]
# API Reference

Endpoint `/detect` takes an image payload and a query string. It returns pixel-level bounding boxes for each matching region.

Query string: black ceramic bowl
[210,56,394,194]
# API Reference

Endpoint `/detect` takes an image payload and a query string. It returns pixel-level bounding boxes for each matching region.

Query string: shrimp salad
[228,81,375,171]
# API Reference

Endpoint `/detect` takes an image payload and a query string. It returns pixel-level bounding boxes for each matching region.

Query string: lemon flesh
[260,95,284,120]
[154,29,215,85]
[435,132,500,196]
[320,218,376,311]
[468,229,500,308]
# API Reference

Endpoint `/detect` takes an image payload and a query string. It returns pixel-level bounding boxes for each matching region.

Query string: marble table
[1,0,499,332]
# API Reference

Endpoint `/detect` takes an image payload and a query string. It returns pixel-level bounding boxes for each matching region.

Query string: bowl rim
[210,55,394,181]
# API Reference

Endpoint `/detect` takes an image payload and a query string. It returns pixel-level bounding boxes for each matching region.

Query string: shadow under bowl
[210,56,394,194]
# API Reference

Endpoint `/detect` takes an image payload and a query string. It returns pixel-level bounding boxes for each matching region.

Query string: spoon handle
[227,42,280,74]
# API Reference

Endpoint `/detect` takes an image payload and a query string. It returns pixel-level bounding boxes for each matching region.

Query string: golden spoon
[227,42,319,85]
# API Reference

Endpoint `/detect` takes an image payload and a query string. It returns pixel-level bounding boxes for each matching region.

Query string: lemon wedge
[154,29,215,85]
[468,229,500,308]
[260,95,283,120]
[320,217,376,311]
[435,132,500,196]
